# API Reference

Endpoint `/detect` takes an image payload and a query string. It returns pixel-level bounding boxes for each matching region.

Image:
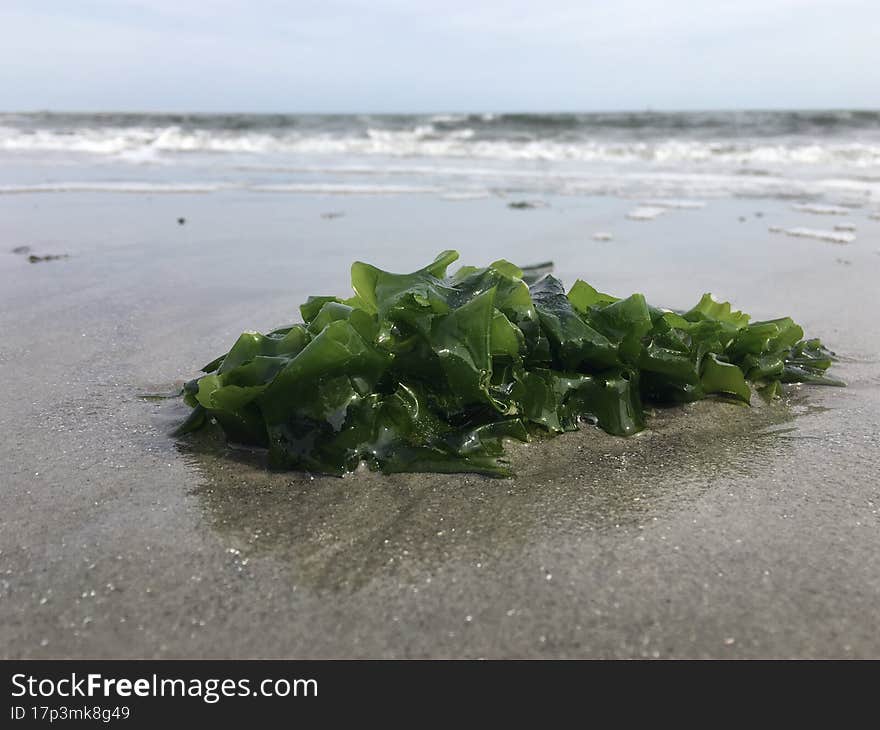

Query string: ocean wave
[2,111,879,202]
[3,109,880,168]
[7,109,880,133]
[3,124,880,167]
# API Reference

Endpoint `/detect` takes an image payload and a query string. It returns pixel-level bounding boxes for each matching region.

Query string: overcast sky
[1,0,878,113]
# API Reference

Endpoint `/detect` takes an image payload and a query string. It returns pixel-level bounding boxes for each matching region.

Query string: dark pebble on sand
[178,217,186,225]
[508,200,545,210]
[12,246,31,255]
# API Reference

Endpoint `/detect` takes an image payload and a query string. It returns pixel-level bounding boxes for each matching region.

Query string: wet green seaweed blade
[176,251,843,476]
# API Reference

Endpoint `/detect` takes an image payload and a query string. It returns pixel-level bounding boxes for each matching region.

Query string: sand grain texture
[1,193,878,658]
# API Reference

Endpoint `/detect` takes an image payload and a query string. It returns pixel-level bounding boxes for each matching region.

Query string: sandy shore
[1,191,878,658]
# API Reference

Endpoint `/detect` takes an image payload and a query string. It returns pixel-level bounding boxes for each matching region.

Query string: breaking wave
[2,110,880,167]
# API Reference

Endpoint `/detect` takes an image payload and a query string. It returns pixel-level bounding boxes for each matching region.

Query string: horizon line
[3,106,879,116]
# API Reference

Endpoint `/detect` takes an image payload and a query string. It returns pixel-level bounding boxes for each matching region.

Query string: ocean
[2,110,879,203]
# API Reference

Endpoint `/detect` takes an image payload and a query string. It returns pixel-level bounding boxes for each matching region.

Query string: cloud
[0,0,878,111]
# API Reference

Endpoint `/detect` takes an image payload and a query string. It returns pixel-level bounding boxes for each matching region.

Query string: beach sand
[1,191,878,658]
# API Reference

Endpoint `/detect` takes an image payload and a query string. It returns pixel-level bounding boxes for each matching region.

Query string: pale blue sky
[1,0,878,112]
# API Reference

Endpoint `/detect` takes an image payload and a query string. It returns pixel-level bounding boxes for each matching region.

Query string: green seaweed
[177,251,843,476]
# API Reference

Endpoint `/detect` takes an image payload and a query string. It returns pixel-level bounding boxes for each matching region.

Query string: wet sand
[1,192,879,658]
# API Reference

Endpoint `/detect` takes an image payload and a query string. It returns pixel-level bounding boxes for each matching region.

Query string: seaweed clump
[177,251,842,476]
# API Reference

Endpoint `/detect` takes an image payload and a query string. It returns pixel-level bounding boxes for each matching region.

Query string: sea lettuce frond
[176,252,844,475]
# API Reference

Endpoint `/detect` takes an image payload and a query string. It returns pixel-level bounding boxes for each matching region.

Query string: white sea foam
[792,203,852,215]
[249,183,443,195]
[0,181,229,194]
[440,190,492,200]
[1,171,876,203]
[0,181,445,196]
[226,162,880,200]
[626,206,667,220]
[770,227,855,244]
[641,199,706,209]
[428,114,469,124]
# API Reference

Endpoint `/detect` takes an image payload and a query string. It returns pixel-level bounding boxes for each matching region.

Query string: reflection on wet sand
[171,391,820,593]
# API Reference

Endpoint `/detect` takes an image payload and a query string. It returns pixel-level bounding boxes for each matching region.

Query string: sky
[1,0,878,113]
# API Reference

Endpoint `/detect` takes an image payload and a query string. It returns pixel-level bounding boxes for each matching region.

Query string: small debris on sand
[321,211,345,220]
[177,217,186,225]
[836,258,852,265]
[592,232,614,241]
[508,200,547,210]
[834,223,856,232]
[738,216,747,222]
[14,244,69,262]
[28,253,70,263]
